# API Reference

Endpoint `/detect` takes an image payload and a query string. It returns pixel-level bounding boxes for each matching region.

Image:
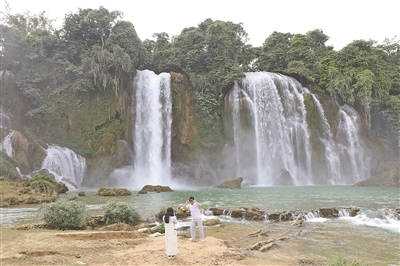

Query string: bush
[150,222,165,234]
[40,200,87,230]
[29,174,56,195]
[101,198,140,225]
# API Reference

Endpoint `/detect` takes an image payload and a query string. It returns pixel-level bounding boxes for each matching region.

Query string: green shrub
[29,174,56,195]
[150,222,165,234]
[40,200,87,230]
[101,198,140,225]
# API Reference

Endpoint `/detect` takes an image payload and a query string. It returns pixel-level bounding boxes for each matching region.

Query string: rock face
[1,69,399,188]
[273,169,294,186]
[137,185,173,194]
[98,188,131,196]
[353,159,399,187]
[215,177,243,189]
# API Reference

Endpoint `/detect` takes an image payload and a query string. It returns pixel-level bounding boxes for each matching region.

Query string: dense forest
[1,5,399,156]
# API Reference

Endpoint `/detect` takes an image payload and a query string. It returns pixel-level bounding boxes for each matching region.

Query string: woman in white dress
[162,207,178,259]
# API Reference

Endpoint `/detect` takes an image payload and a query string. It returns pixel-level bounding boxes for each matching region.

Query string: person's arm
[194,200,202,207]
[182,200,189,209]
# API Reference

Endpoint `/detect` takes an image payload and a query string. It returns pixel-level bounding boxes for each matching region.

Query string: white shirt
[186,203,202,219]
[163,215,178,225]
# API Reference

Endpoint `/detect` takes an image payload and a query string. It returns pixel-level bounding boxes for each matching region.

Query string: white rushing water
[41,144,87,190]
[0,131,14,157]
[0,104,11,129]
[111,70,173,190]
[225,72,371,186]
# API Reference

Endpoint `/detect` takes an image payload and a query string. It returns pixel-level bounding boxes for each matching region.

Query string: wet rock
[98,188,131,196]
[231,209,245,218]
[319,207,339,218]
[214,177,243,189]
[244,210,265,221]
[273,169,295,186]
[209,207,224,216]
[138,185,173,194]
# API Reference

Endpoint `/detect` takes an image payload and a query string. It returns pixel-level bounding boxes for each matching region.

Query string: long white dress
[163,215,178,256]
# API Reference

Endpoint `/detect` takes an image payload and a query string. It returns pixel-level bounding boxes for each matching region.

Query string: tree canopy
[0,6,399,147]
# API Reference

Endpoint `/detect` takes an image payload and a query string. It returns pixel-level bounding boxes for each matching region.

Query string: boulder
[273,169,295,186]
[98,188,131,196]
[209,207,224,216]
[32,169,69,193]
[138,185,173,194]
[319,207,339,218]
[203,218,220,226]
[214,177,243,189]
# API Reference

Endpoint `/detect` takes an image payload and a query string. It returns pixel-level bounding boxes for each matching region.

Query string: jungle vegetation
[1,6,399,151]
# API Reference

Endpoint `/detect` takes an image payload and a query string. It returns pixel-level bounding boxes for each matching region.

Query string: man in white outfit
[183,196,204,242]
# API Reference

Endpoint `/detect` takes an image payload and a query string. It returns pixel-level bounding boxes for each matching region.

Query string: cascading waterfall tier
[0,131,14,157]
[129,70,172,188]
[225,72,371,186]
[41,144,87,190]
[0,104,11,129]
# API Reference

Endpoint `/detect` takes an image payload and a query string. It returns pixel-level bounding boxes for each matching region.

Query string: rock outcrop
[215,177,243,189]
[98,188,132,196]
[273,169,295,186]
[138,185,173,194]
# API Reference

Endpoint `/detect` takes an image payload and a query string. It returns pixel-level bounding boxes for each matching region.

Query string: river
[1,186,399,265]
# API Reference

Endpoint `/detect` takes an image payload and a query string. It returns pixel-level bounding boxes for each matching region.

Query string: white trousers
[190,218,204,241]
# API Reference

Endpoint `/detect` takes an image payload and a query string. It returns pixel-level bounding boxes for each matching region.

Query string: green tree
[84,6,122,50]
[163,19,249,91]
[258,31,292,72]
[325,39,392,129]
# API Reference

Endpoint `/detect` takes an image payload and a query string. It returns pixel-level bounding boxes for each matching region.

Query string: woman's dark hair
[164,207,174,223]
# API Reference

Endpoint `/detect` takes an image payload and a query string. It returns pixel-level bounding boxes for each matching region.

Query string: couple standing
[162,196,205,259]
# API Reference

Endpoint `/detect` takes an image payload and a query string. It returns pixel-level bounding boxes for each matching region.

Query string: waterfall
[0,131,15,157]
[227,72,312,185]
[130,70,172,188]
[334,105,371,183]
[311,95,342,183]
[0,105,11,129]
[41,144,87,190]
[226,72,370,186]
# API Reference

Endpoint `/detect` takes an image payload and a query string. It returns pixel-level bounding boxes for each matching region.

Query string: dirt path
[1,222,306,266]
